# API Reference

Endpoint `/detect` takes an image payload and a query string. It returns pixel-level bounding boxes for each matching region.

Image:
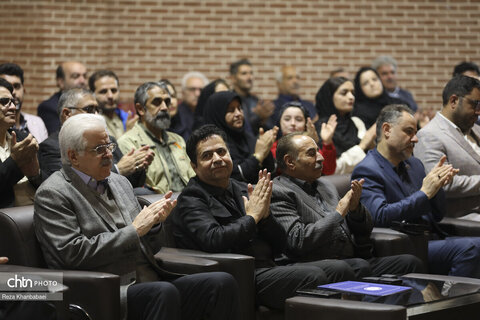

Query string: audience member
[352,104,480,278]
[193,78,230,130]
[273,101,337,175]
[171,125,352,310]
[273,66,317,123]
[415,75,480,220]
[170,72,208,141]
[38,88,153,193]
[37,61,87,135]
[352,67,404,128]
[118,82,195,193]
[230,58,274,133]
[271,133,424,277]
[329,67,350,79]
[161,79,179,120]
[315,77,376,174]
[0,63,48,142]
[372,56,418,111]
[453,61,480,79]
[203,91,277,183]
[34,114,239,320]
[0,78,41,208]
[89,70,137,139]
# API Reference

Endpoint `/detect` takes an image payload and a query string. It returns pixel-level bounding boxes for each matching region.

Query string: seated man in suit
[352,104,480,278]
[171,124,353,311]
[270,133,424,278]
[415,75,480,220]
[34,114,239,320]
[38,88,154,194]
[0,78,42,208]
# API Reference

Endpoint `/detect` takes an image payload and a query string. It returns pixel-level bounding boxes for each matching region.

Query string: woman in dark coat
[193,79,230,130]
[203,91,277,183]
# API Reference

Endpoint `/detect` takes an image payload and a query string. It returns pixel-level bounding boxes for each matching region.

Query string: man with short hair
[171,124,352,310]
[37,61,87,135]
[273,65,317,123]
[372,55,418,112]
[169,72,208,141]
[352,104,480,278]
[0,63,48,143]
[38,88,153,193]
[415,75,480,220]
[89,69,137,139]
[230,58,274,133]
[0,78,42,208]
[270,133,424,277]
[453,61,480,79]
[34,113,239,320]
[118,82,195,194]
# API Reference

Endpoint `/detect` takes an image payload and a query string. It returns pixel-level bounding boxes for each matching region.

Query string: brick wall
[1,0,479,115]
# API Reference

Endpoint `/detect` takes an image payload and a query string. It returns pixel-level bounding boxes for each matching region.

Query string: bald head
[277,66,300,96]
[56,61,87,91]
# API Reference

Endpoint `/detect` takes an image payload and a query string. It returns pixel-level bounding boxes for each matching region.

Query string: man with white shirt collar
[415,75,480,220]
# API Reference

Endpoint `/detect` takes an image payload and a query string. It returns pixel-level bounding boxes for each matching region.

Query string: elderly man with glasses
[38,88,154,194]
[118,82,195,194]
[0,78,42,208]
[415,75,480,220]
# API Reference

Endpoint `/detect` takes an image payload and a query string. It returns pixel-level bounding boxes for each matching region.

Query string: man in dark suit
[271,133,424,278]
[352,104,480,278]
[415,75,480,219]
[171,124,352,310]
[0,78,42,208]
[34,113,239,320]
[38,88,154,193]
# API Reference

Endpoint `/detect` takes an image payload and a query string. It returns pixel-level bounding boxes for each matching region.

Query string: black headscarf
[315,77,360,156]
[275,101,308,138]
[194,79,230,130]
[203,91,251,157]
[352,67,402,128]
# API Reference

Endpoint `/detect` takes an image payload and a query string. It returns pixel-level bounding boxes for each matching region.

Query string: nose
[411,134,418,143]
[212,152,222,163]
[106,90,113,99]
[316,151,324,162]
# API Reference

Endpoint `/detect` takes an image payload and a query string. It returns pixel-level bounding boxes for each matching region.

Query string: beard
[146,110,171,131]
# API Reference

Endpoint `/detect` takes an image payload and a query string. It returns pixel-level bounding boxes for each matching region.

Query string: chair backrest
[322,174,351,198]
[0,205,47,267]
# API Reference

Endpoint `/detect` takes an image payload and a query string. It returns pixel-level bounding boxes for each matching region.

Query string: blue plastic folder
[318,281,412,297]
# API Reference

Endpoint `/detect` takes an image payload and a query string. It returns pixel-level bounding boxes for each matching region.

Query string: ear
[135,102,145,118]
[57,78,65,90]
[68,149,79,167]
[284,154,296,171]
[382,122,392,139]
[61,108,72,123]
[448,94,460,110]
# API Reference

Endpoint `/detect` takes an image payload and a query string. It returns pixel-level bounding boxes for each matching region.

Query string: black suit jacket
[170,177,286,268]
[37,91,61,135]
[38,132,145,187]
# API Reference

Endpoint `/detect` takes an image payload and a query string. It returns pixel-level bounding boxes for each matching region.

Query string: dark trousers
[429,237,480,278]
[255,259,355,310]
[343,254,425,278]
[127,272,239,320]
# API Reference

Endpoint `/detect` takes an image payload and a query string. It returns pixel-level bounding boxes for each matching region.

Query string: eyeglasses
[462,96,480,112]
[67,104,99,114]
[0,97,15,107]
[90,142,117,155]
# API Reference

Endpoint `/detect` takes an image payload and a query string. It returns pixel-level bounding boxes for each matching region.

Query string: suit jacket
[170,176,285,268]
[415,113,480,217]
[38,131,145,187]
[37,91,61,135]
[33,165,174,318]
[270,175,373,262]
[352,148,445,230]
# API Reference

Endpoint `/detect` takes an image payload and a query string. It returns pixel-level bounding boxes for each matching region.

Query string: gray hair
[57,88,94,121]
[371,55,398,71]
[133,81,168,108]
[59,114,107,165]
[181,71,209,89]
[376,104,414,142]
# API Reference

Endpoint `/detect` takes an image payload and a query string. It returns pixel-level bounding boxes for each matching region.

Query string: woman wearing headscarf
[193,79,230,130]
[315,77,376,174]
[271,101,337,175]
[203,91,277,183]
[352,67,404,128]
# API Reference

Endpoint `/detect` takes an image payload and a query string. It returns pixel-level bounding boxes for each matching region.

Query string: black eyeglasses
[0,97,15,107]
[462,97,480,112]
[67,104,99,114]
[90,142,117,155]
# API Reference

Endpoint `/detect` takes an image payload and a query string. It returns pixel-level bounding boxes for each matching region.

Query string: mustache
[155,110,170,121]
[101,158,113,167]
